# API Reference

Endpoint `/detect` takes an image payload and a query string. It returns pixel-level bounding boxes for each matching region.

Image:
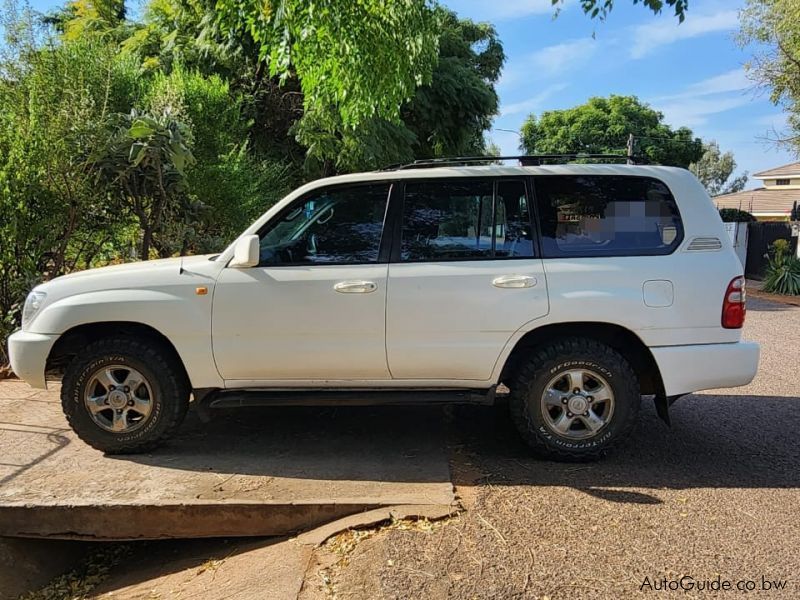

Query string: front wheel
[61,336,189,454]
[508,338,640,461]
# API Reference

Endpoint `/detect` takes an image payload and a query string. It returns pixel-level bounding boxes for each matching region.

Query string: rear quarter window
[534,175,683,258]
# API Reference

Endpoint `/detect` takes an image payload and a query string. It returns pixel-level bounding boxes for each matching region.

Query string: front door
[385,178,550,381]
[212,183,392,382]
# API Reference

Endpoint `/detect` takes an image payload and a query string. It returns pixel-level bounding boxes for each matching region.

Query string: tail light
[722,276,746,329]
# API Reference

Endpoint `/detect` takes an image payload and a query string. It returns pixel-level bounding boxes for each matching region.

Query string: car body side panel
[25,256,224,389]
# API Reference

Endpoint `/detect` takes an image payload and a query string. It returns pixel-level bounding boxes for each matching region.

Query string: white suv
[8,159,760,460]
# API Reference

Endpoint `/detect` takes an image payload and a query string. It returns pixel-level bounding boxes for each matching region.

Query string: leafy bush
[763,239,800,295]
[719,208,756,222]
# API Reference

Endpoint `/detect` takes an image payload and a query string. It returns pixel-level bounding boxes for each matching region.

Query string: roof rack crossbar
[381,153,647,171]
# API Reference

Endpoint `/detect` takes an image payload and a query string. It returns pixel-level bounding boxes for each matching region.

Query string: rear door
[385,178,549,381]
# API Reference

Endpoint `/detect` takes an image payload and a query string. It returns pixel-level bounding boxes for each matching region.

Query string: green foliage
[59,0,128,41]
[739,0,800,152]
[0,28,142,361]
[690,141,748,196]
[763,239,800,295]
[294,8,505,172]
[519,95,704,168]
[403,9,504,158]
[214,0,440,127]
[90,109,196,259]
[0,0,692,366]
[719,208,757,223]
[563,0,688,21]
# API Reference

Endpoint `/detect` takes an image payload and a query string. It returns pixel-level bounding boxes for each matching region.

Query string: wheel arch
[46,321,191,389]
[498,321,664,395]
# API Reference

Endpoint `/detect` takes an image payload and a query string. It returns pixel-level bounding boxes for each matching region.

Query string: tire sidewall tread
[60,337,189,454]
[509,337,640,462]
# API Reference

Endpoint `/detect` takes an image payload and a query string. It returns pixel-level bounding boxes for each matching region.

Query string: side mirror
[229,235,260,268]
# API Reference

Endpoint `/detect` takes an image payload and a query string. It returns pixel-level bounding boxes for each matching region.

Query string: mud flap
[653,394,686,427]
[192,388,218,423]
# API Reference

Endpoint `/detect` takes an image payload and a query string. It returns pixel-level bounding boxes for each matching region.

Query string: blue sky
[23,0,798,188]
[444,0,796,187]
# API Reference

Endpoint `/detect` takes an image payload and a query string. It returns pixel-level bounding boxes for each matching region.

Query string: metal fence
[745,221,797,278]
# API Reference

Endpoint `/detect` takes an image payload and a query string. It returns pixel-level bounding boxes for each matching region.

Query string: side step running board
[206,387,497,409]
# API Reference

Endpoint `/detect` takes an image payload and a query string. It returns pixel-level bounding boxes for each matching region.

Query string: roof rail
[381,153,647,171]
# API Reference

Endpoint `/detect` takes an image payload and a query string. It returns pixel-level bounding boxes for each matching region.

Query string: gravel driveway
[301,297,800,599]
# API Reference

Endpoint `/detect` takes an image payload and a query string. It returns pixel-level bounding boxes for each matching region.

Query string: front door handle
[492,275,537,289]
[334,280,377,294]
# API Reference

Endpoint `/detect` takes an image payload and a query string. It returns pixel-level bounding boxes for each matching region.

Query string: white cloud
[444,0,564,21]
[649,68,756,126]
[498,37,598,90]
[630,10,739,59]
[652,68,751,102]
[657,96,753,127]
[500,83,569,117]
[527,38,598,77]
[487,129,525,156]
[681,69,750,97]
[754,113,790,129]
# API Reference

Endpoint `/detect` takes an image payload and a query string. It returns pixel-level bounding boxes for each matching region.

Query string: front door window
[259,184,390,266]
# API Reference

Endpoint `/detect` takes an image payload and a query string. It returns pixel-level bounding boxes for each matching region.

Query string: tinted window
[259,184,389,265]
[535,176,682,257]
[400,179,534,261]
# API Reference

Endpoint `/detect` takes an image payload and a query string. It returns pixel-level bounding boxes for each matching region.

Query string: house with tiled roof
[714,161,800,220]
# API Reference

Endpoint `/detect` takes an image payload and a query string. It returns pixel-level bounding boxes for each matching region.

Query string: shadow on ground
[105,391,800,495]
[447,393,800,502]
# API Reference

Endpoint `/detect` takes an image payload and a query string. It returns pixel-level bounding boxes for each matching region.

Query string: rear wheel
[508,337,640,461]
[61,337,189,454]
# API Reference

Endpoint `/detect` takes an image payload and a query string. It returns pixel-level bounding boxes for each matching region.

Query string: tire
[508,337,640,461]
[61,336,189,454]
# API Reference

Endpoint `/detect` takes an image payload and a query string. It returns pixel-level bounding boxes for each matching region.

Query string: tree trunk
[141,226,152,261]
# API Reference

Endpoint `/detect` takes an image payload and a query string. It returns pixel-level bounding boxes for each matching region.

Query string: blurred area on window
[535,176,682,258]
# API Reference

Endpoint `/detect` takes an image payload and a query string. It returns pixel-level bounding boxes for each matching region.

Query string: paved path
[3,297,798,599]
[302,297,800,599]
[0,385,454,540]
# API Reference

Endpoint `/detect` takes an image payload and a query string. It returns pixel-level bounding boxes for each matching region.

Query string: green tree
[565,0,688,21]
[213,0,441,127]
[403,9,504,158]
[519,95,703,168]
[689,141,748,196]
[90,110,196,259]
[293,8,505,172]
[0,24,141,361]
[739,0,800,153]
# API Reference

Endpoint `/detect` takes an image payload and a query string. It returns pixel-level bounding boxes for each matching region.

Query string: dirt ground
[299,297,800,599]
[8,296,799,599]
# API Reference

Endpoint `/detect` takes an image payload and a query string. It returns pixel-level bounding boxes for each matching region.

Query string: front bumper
[7,330,59,389]
[651,341,760,397]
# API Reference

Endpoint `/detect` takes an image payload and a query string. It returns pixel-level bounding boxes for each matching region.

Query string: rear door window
[400,179,535,261]
[534,175,683,257]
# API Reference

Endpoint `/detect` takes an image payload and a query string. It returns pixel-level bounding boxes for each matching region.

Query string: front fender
[30,288,223,389]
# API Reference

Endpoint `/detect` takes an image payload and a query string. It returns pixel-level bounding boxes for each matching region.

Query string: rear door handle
[492,275,537,289]
[334,280,377,294]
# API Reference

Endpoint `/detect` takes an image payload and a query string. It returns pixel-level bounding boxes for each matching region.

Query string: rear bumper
[651,341,760,397]
[7,330,58,389]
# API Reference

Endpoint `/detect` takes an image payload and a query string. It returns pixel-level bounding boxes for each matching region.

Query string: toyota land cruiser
[8,158,760,460]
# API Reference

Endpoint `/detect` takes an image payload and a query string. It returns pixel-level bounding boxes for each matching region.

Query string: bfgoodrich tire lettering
[61,337,189,454]
[509,338,640,461]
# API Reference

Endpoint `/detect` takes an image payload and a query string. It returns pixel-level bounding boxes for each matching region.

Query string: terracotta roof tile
[753,161,800,178]
[713,187,800,215]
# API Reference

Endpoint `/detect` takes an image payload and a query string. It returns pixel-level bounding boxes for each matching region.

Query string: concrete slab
[90,538,313,600]
[0,381,455,540]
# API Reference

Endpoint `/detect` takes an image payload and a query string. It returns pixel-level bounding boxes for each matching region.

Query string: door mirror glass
[229,234,260,267]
